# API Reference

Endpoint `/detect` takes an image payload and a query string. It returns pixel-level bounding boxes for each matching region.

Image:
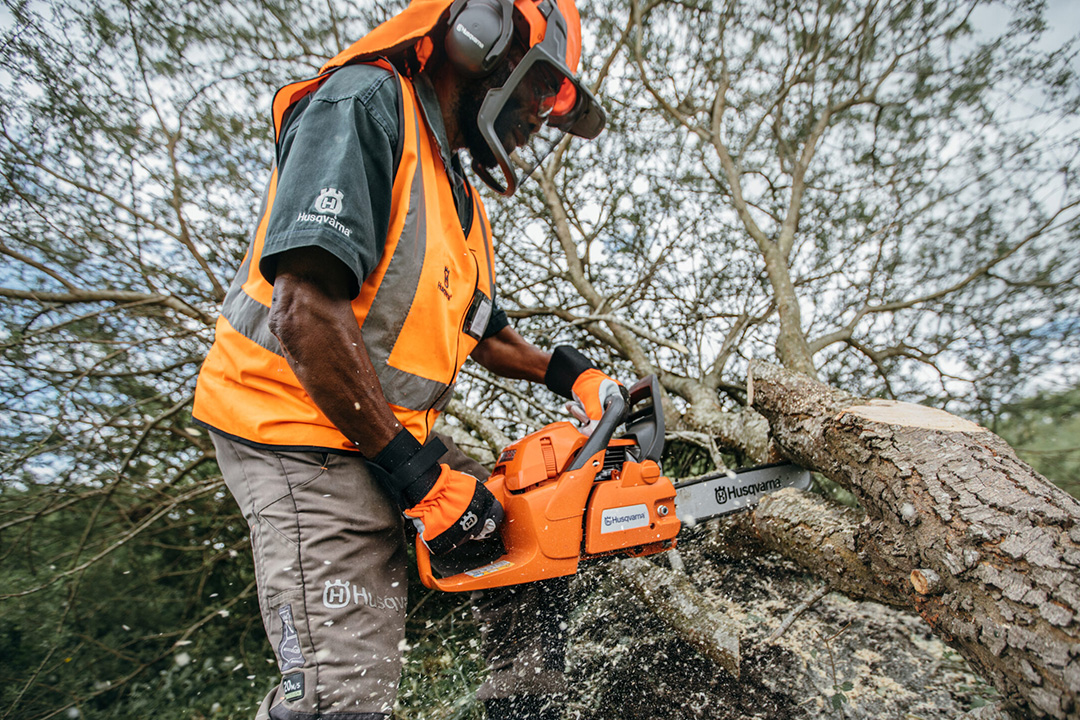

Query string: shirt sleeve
[259,66,400,297]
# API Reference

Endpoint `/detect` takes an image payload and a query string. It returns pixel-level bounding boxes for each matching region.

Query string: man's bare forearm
[268,247,402,457]
[470,325,551,383]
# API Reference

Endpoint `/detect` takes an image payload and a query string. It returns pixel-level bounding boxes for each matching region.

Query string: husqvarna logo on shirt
[295,188,352,237]
[314,187,344,215]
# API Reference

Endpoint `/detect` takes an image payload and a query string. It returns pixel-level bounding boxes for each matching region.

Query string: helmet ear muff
[444,0,516,77]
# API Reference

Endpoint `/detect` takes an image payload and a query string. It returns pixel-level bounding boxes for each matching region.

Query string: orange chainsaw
[416,376,811,592]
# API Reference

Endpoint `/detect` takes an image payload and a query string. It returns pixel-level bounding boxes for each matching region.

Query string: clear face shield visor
[473,41,605,196]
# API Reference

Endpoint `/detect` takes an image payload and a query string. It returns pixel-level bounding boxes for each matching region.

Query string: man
[192,0,621,718]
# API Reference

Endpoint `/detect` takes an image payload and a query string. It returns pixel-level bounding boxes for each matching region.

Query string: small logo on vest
[322,579,350,609]
[314,187,344,215]
[438,266,452,300]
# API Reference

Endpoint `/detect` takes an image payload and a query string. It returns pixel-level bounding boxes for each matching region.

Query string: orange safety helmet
[323,0,605,195]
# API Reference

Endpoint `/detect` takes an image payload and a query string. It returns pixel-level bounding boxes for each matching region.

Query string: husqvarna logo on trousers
[322,579,351,609]
[322,578,407,612]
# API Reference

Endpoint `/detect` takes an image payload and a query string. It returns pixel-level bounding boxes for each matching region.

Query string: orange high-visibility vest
[193,62,496,450]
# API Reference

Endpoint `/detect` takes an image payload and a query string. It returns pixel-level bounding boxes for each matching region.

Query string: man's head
[439,0,605,195]
[322,0,604,196]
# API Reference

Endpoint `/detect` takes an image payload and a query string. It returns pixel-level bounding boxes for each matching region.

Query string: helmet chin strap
[471,134,524,196]
[471,126,564,196]
[472,160,516,196]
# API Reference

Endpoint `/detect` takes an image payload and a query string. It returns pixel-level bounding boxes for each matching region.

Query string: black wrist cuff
[367,430,446,509]
[544,345,596,399]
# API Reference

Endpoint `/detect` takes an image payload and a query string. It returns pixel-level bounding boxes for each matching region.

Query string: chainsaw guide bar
[673,464,812,527]
[415,376,812,592]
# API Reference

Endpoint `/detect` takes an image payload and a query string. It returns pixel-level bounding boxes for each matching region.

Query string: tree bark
[748,360,1080,719]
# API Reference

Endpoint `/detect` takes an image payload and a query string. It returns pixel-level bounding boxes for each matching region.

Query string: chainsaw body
[417,376,680,592]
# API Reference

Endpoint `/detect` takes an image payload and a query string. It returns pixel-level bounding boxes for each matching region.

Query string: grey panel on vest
[361,101,451,413]
[222,282,283,357]
[222,176,285,357]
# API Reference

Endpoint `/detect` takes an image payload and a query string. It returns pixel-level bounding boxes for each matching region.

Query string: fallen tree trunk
[749,486,908,609]
[748,360,1080,719]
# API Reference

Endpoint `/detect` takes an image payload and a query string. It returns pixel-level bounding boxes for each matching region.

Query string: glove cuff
[544,345,596,400]
[367,430,445,509]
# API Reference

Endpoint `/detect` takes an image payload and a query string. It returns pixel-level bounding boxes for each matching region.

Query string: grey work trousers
[213,431,568,719]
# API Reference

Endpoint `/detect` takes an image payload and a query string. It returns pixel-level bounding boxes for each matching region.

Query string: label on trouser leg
[278,604,306,671]
[282,672,305,701]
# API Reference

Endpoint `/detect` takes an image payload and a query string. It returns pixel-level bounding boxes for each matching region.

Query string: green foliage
[990,384,1080,497]
[0,485,271,720]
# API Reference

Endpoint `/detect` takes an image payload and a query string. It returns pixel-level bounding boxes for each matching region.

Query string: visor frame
[473,39,605,195]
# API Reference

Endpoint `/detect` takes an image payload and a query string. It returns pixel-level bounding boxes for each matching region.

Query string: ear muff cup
[444,0,516,77]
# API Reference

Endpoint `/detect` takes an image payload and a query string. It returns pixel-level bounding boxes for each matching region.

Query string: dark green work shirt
[258,62,508,339]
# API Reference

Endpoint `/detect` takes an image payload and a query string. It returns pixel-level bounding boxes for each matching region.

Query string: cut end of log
[838,400,987,433]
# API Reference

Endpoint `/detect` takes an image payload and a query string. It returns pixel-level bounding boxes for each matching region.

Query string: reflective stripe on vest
[193,63,496,450]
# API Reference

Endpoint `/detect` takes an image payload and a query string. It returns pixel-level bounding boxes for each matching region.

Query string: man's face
[458,61,515,171]
[458,46,563,172]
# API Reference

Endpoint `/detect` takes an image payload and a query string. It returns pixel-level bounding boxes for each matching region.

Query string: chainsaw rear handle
[567,389,628,471]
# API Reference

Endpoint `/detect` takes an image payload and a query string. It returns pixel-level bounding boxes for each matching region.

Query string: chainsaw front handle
[567,390,628,471]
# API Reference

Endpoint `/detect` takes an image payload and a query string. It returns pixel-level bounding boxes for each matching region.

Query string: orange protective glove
[568,368,627,436]
[368,432,503,557]
[404,465,503,556]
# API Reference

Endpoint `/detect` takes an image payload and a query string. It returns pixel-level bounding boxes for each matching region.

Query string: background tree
[1,0,1078,718]
[0,1,373,717]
